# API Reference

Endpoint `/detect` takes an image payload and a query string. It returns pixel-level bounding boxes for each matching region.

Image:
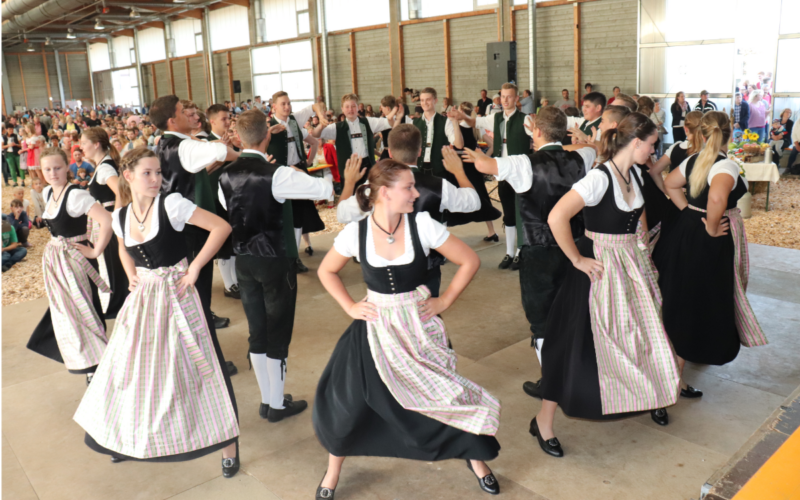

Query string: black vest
[218,154,297,258]
[413,113,450,176]
[158,133,195,201]
[669,142,691,170]
[118,194,188,269]
[358,214,429,295]
[685,154,748,211]
[44,185,90,238]
[411,169,445,224]
[88,157,118,207]
[583,165,644,234]
[335,118,376,183]
[518,148,587,247]
[267,116,306,167]
[459,125,478,151]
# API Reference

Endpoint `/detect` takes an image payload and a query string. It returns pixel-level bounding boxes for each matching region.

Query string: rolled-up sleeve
[440,180,479,213]
[178,140,227,173]
[272,166,333,203]
[495,154,533,192]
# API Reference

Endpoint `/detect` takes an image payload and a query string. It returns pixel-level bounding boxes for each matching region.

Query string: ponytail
[355,184,373,213]
[684,111,704,156]
[688,111,731,198]
[598,128,619,163]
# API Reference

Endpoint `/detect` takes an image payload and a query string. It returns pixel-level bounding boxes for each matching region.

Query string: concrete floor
[3,221,800,500]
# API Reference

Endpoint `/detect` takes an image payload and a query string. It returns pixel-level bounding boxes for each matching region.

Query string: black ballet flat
[498,255,512,269]
[316,471,336,499]
[305,246,314,256]
[110,456,125,463]
[522,379,542,400]
[483,234,499,242]
[651,408,669,426]
[222,444,240,478]
[680,386,703,398]
[529,417,564,457]
[466,460,500,495]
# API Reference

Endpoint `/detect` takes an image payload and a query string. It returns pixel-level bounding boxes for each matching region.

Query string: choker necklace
[610,159,631,193]
[132,199,154,232]
[372,214,402,244]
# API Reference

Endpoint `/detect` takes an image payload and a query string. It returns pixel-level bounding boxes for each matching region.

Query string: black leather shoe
[267,399,308,422]
[510,255,521,271]
[680,386,703,398]
[305,246,314,256]
[258,395,294,419]
[498,255,512,269]
[212,312,230,329]
[529,417,564,457]
[110,456,125,463]
[295,258,309,273]
[651,408,669,426]
[483,234,499,242]
[522,379,542,400]
[222,455,240,478]
[224,284,241,299]
[226,360,238,376]
[86,373,94,386]
[466,460,500,495]
[316,471,336,499]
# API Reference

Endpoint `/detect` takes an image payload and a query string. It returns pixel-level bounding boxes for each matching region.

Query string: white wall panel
[210,5,250,51]
[326,0,389,31]
[112,35,133,68]
[89,42,110,72]
[173,19,202,58]
[138,27,167,64]
[263,0,298,42]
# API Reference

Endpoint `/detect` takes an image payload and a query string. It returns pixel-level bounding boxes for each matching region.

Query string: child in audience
[2,219,27,272]
[12,186,30,215]
[75,167,91,189]
[8,199,32,248]
[769,119,786,159]
[30,178,47,229]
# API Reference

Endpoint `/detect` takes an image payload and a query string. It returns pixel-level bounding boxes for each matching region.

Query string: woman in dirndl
[73,147,240,476]
[532,113,681,458]
[79,127,130,318]
[313,159,501,499]
[652,111,767,380]
[27,148,113,385]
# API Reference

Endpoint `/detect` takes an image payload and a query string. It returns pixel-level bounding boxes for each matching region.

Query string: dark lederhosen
[448,125,502,227]
[653,154,749,366]
[312,214,500,460]
[410,168,447,297]
[492,112,531,227]
[412,114,451,178]
[541,166,646,420]
[87,157,129,318]
[517,146,587,341]
[379,129,391,160]
[219,153,298,359]
[267,116,325,235]
[335,118,376,187]
[207,132,237,259]
[28,185,106,372]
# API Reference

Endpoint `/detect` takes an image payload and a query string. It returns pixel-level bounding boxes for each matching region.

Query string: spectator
[476,89,492,116]
[769,119,787,159]
[536,97,549,113]
[357,103,366,118]
[488,94,502,114]
[11,186,30,214]
[520,90,535,115]
[29,177,46,229]
[651,98,667,154]
[84,109,102,127]
[74,167,91,188]
[748,90,768,142]
[584,82,593,95]
[556,89,576,111]
[733,93,750,132]
[2,219,27,272]
[671,91,691,142]
[787,119,800,174]
[440,97,453,116]
[694,90,717,113]
[2,124,23,187]
[607,86,621,105]
[779,108,794,148]
[69,149,94,179]
[7,199,31,248]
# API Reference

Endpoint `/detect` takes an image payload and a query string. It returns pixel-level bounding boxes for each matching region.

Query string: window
[130,48,136,64]
[297,0,310,34]
[89,43,111,72]
[195,33,203,52]
[775,39,800,93]
[251,40,315,108]
[137,28,167,64]
[209,5,250,51]
[111,68,140,107]
[326,0,389,31]
[172,18,202,57]
[780,0,800,35]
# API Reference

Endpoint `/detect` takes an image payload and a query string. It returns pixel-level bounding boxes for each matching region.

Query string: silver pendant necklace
[132,199,154,232]
[373,214,402,244]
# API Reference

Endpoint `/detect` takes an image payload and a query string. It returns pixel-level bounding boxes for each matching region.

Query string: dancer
[566,92,606,145]
[267,91,325,273]
[27,148,112,385]
[337,124,480,296]
[73,147,240,476]
[458,83,533,270]
[80,127,130,318]
[532,113,681,458]
[218,110,333,424]
[407,87,458,177]
[653,111,767,386]
[313,159,501,499]
[461,107,597,400]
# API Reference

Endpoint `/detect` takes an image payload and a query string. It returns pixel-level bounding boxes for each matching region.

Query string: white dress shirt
[474,109,534,158]
[318,117,392,159]
[163,131,228,174]
[495,143,597,193]
[217,149,333,208]
[336,164,480,224]
[275,105,316,166]
[402,113,456,162]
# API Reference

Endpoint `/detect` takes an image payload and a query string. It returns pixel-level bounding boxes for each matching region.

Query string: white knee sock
[534,338,544,367]
[323,169,335,201]
[267,357,286,410]
[218,258,237,290]
[505,226,517,257]
[250,353,271,405]
[294,228,303,252]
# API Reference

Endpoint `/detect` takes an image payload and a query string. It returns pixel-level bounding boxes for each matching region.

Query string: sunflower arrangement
[729,128,768,156]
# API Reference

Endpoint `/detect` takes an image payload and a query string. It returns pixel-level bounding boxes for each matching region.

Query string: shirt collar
[503,108,517,120]
[346,117,360,126]
[539,142,563,149]
[164,130,191,140]
[241,149,268,161]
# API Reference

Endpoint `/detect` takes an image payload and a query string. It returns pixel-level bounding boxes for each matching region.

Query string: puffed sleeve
[164,193,198,231]
[66,189,99,217]
[709,160,743,191]
[111,209,124,238]
[333,221,360,258]
[414,211,450,253]
[572,167,610,207]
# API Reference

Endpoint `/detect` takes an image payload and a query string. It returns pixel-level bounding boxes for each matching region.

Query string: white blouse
[573,164,644,210]
[664,140,690,159]
[677,154,745,192]
[112,193,197,247]
[42,185,98,219]
[333,212,450,267]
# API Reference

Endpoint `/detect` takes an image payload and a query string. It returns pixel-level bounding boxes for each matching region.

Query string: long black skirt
[292,199,325,234]
[101,233,129,319]
[519,244,572,342]
[652,208,740,365]
[444,163,502,227]
[540,237,630,420]
[313,319,500,461]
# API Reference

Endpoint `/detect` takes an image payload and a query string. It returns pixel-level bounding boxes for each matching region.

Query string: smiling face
[41,154,69,188]
[500,88,517,113]
[342,99,359,120]
[419,92,437,115]
[581,100,602,121]
[379,169,419,214]
[273,95,292,120]
[123,156,162,199]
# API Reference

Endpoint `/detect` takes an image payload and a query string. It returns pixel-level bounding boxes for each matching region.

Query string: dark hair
[598,112,658,162]
[206,104,229,118]
[582,92,607,109]
[387,124,421,164]
[196,111,211,134]
[236,109,268,147]
[149,95,180,130]
[355,159,412,213]
[564,107,580,117]
[534,106,568,143]
[603,105,631,126]
[637,96,655,117]
[82,127,122,167]
[613,86,620,91]
[10,199,23,208]
[380,95,397,109]
[584,82,593,90]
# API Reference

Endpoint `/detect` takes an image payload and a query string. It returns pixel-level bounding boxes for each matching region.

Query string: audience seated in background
[2,219,27,272]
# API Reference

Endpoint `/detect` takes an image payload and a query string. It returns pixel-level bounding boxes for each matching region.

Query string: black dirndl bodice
[118,194,189,269]
[583,166,644,235]
[88,158,118,207]
[684,154,748,210]
[44,185,90,238]
[357,214,429,294]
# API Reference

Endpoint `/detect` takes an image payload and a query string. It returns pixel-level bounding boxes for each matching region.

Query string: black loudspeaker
[233,80,242,93]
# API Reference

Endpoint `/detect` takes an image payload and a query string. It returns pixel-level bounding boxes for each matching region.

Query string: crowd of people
[0,78,780,499]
